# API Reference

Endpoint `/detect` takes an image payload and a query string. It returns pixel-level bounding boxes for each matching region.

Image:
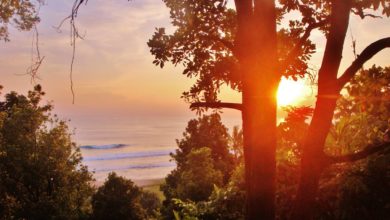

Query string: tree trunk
[242,77,279,220]
[292,97,338,219]
[292,1,352,219]
[235,1,279,219]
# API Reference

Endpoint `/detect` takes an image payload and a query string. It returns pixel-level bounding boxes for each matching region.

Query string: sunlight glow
[277,78,306,106]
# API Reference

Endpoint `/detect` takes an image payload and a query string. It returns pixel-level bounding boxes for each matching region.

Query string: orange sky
[1,0,389,125]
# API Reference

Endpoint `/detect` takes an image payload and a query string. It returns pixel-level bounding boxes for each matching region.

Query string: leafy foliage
[336,154,389,219]
[0,85,94,219]
[276,106,313,218]
[163,66,389,218]
[160,114,236,219]
[229,125,243,162]
[139,190,162,219]
[0,0,43,41]
[173,113,235,180]
[328,65,390,154]
[277,106,313,160]
[149,1,390,218]
[148,0,390,102]
[275,66,390,218]
[91,172,146,220]
[176,147,223,202]
[316,65,390,219]
[148,0,238,103]
[172,107,316,219]
[173,163,246,220]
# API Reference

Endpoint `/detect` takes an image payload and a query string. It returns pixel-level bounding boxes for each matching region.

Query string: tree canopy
[0,85,94,219]
[170,65,390,219]
[91,172,161,220]
[0,0,43,41]
[149,0,390,105]
[160,114,236,219]
[2,0,390,219]
[148,0,390,219]
[91,172,146,220]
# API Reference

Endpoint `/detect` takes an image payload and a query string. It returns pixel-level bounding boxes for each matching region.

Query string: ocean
[69,114,241,184]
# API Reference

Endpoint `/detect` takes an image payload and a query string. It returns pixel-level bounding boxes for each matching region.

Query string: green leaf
[173,210,181,220]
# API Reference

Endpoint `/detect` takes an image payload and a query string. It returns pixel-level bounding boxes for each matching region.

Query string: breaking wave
[80,144,129,150]
[83,150,172,161]
[93,162,175,172]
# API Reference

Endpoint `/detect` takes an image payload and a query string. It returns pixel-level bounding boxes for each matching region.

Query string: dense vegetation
[0,86,161,220]
[1,0,389,219]
[0,85,94,219]
[0,66,390,219]
[91,172,161,220]
[160,114,238,219]
[0,74,387,219]
[166,66,390,220]
[148,1,390,218]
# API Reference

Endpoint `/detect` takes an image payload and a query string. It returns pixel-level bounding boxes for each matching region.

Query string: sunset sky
[1,0,389,134]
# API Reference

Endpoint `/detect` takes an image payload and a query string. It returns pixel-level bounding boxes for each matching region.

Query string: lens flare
[277,78,305,106]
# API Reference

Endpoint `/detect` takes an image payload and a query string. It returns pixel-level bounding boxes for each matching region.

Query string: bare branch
[337,37,390,90]
[326,142,390,164]
[351,8,382,19]
[190,102,243,111]
[26,25,44,82]
[17,2,46,83]
[55,0,88,103]
[349,27,357,59]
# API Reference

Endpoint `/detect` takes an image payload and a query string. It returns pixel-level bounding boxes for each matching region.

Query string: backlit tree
[147,1,390,219]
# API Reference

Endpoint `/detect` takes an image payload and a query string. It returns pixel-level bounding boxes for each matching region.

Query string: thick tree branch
[337,37,390,90]
[190,102,243,111]
[326,142,390,164]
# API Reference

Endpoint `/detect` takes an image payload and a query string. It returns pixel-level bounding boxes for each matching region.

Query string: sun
[277,78,306,106]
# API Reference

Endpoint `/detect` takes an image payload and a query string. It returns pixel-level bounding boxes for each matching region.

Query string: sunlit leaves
[148,0,323,103]
[278,0,331,32]
[0,0,42,41]
[328,66,390,154]
[149,0,389,104]
[148,0,238,103]
[278,24,316,79]
[278,106,313,157]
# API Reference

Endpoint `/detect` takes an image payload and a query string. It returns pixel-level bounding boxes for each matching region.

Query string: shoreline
[93,177,164,187]
[134,178,164,187]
